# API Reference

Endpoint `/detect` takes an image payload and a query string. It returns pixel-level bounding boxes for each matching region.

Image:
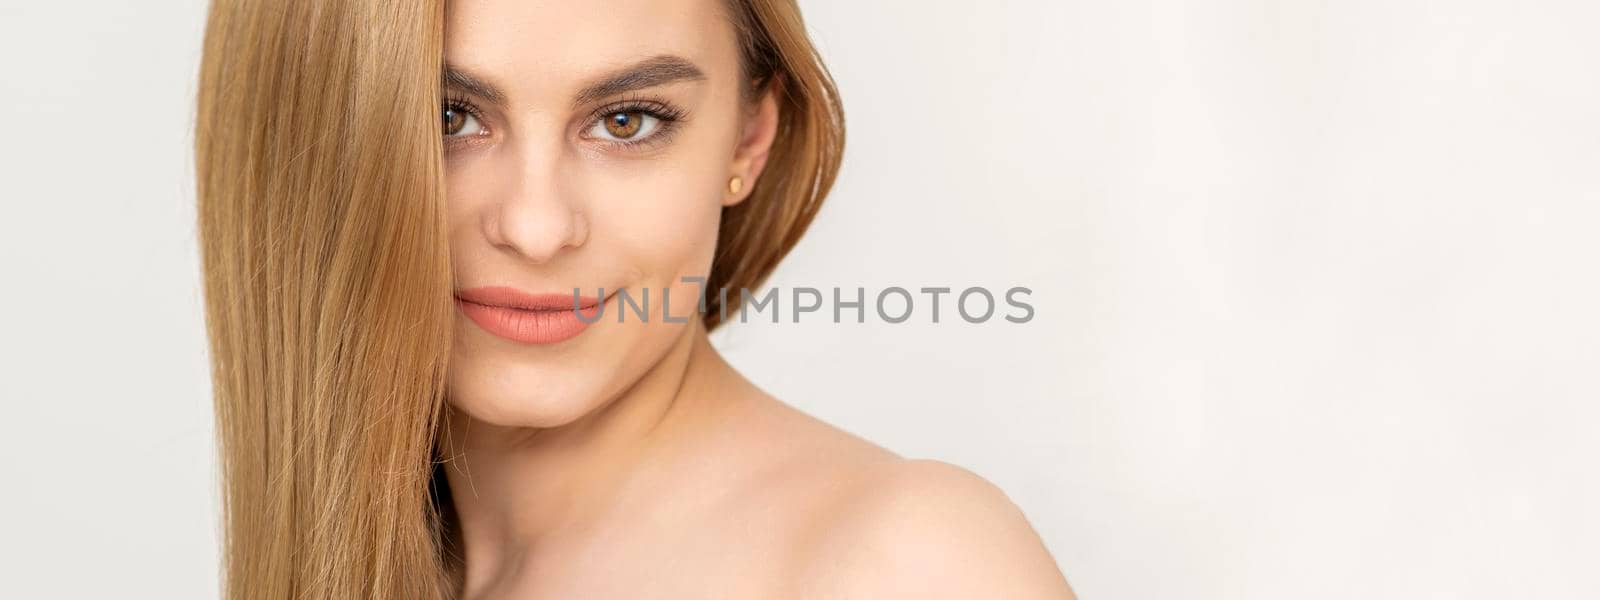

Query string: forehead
[444,0,737,96]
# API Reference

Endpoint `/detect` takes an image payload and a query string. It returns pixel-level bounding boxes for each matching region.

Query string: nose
[483,146,589,264]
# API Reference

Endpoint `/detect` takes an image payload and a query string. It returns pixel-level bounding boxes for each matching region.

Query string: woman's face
[442,0,777,426]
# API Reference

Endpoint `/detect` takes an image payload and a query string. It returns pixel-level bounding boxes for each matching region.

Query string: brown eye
[585,107,668,144]
[442,104,482,137]
[603,111,645,139]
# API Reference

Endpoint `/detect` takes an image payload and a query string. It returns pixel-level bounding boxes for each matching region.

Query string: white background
[3,1,1597,598]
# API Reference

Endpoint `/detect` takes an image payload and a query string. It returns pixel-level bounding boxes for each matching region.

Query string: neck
[440,321,738,582]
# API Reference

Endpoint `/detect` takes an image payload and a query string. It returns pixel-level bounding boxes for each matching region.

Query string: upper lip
[455,286,603,311]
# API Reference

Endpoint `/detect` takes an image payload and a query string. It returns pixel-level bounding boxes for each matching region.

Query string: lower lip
[456,298,603,345]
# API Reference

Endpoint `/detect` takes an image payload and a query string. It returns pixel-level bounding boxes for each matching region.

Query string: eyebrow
[441,55,707,108]
[570,55,707,107]
[442,65,505,105]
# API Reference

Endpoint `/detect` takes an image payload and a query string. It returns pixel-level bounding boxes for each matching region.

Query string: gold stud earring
[728,176,744,195]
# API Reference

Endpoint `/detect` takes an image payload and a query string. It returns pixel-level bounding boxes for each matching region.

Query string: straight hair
[194,0,843,597]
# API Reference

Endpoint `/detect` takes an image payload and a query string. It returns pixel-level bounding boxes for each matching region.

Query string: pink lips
[455,286,604,345]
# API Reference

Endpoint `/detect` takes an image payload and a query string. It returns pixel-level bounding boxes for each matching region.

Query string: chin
[446,355,613,429]
[445,295,700,429]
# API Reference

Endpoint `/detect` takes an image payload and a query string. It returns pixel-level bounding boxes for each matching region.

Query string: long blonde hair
[194,0,842,597]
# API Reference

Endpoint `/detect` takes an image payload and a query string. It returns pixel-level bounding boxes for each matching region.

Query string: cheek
[442,155,500,267]
[582,160,727,283]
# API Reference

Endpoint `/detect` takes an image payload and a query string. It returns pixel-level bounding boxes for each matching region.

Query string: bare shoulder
[705,392,1074,597]
[792,458,1077,599]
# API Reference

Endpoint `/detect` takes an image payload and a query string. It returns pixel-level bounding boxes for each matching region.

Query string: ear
[725,81,781,207]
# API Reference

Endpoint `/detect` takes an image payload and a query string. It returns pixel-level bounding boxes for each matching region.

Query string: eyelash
[589,95,688,149]
[441,92,687,151]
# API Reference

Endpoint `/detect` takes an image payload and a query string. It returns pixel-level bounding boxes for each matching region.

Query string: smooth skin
[440,0,1076,597]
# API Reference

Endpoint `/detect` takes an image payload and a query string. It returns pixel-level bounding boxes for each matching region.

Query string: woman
[194,0,1075,597]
